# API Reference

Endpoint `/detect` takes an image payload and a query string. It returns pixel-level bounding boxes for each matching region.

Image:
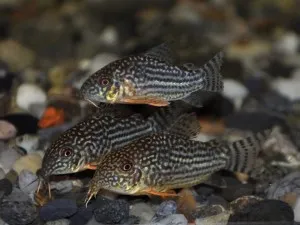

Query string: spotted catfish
[38,102,201,179]
[85,129,271,204]
[80,42,224,107]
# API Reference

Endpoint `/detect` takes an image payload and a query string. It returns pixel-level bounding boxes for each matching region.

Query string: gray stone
[18,170,39,194]
[0,189,37,225]
[45,219,71,225]
[147,214,188,225]
[130,202,155,224]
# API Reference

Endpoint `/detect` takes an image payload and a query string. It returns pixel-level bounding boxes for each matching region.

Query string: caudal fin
[181,51,224,107]
[223,129,271,173]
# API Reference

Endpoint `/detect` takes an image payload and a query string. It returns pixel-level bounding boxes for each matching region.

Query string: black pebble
[0,178,13,198]
[39,199,78,221]
[0,113,39,135]
[220,182,254,202]
[224,111,287,132]
[0,200,38,225]
[229,200,294,223]
[69,204,94,225]
[93,198,130,224]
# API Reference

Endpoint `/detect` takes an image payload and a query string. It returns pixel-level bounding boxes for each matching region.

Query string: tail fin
[181,51,224,107]
[223,129,271,173]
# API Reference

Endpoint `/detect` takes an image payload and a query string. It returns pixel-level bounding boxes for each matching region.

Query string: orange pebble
[38,107,65,128]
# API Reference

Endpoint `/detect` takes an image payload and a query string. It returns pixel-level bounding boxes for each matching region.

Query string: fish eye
[61,148,73,157]
[98,77,110,86]
[121,162,133,171]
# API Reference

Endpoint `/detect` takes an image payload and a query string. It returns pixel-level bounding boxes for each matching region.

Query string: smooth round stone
[152,200,177,222]
[0,196,38,225]
[16,83,47,112]
[0,147,22,173]
[228,199,294,223]
[45,219,70,225]
[94,198,130,224]
[221,183,254,202]
[267,171,300,200]
[130,202,155,224]
[154,214,188,225]
[13,152,42,175]
[50,180,73,194]
[89,53,119,74]
[0,178,12,197]
[0,120,17,140]
[69,204,94,225]
[293,197,300,222]
[18,170,38,194]
[223,79,248,110]
[272,78,300,100]
[15,134,39,154]
[0,167,5,179]
[40,199,78,221]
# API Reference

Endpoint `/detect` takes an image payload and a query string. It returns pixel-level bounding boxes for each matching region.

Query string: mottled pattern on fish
[80,43,224,107]
[87,129,271,197]
[39,103,199,177]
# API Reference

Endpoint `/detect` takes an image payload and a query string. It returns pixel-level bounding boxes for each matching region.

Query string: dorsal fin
[144,42,176,64]
[165,113,201,139]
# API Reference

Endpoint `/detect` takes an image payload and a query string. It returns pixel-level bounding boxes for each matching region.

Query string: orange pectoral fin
[143,188,178,199]
[85,163,98,170]
[122,97,169,107]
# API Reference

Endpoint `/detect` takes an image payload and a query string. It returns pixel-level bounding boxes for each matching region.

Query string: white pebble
[274,32,300,56]
[0,120,17,140]
[0,147,22,174]
[18,170,38,194]
[147,214,188,225]
[45,219,70,225]
[271,78,300,100]
[15,134,39,154]
[130,202,155,224]
[16,83,47,112]
[222,79,248,109]
[98,26,119,47]
[0,217,8,225]
[293,196,300,222]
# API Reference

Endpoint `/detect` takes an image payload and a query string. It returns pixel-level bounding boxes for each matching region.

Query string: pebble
[152,200,177,222]
[272,77,300,100]
[130,202,155,224]
[39,199,78,221]
[0,120,17,140]
[16,83,47,113]
[18,170,38,195]
[0,40,36,72]
[274,32,300,56]
[221,182,254,202]
[15,134,40,154]
[0,168,5,179]
[89,53,119,74]
[13,152,42,175]
[195,210,230,225]
[293,197,300,222]
[228,199,294,223]
[0,218,8,225]
[94,198,130,224]
[267,171,300,200]
[69,204,94,225]
[0,189,38,225]
[222,79,248,110]
[0,147,22,173]
[0,178,13,198]
[149,214,188,225]
[50,180,73,194]
[45,219,71,225]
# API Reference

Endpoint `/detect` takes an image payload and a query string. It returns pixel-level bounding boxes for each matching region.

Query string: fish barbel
[80,42,224,108]
[85,129,271,204]
[38,102,201,179]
